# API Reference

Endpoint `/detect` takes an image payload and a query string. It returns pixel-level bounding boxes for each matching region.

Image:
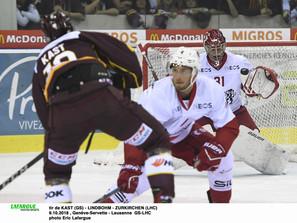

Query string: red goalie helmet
[41,11,73,42]
[203,29,226,67]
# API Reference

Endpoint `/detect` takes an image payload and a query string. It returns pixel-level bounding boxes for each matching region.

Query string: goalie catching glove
[117,163,142,193]
[242,66,279,99]
[193,139,227,171]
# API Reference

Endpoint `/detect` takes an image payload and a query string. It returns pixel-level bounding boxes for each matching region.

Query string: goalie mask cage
[134,41,297,154]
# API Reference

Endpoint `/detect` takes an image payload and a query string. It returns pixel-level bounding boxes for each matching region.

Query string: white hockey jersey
[199,51,253,112]
[138,76,235,144]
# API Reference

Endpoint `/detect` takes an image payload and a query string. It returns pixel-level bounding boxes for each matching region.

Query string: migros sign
[100,30,145,47]
[232,30,283,40]
[222,29,291,41]
[105,31,138,44]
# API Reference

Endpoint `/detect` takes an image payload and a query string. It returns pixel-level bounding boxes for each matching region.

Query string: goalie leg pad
[145,153,175,202]
[231,126,291,175]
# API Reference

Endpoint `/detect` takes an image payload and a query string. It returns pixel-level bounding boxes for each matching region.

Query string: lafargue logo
[0,55,44,135]
[11,203,39,211]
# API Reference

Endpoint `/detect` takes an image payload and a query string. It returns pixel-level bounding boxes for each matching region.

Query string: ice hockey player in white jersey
[102,47,239,203]
[198,29,290,175]
[198,29,257,132]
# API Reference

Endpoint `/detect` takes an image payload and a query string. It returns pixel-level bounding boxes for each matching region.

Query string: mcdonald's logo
[0,34,5,44]
[294,32,297,40]
[150,34,159,41]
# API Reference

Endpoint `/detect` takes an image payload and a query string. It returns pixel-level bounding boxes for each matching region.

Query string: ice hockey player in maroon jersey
[32,11,174,203]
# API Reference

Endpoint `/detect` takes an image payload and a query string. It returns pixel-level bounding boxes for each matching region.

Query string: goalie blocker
[231,125,291,175]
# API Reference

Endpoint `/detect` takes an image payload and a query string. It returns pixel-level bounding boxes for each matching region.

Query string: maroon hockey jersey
[32,31,142,129]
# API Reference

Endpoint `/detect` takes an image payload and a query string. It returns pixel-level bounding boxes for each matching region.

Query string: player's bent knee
[146,147,171,157]
[45,178,72,203]
[216,150,234,172]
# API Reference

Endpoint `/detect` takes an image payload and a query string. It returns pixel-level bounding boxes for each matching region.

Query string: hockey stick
[93,186,123,203]
[0,152,43,191]
[138,43,159,81]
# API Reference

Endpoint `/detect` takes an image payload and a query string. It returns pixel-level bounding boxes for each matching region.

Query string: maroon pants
[44,81,170,180]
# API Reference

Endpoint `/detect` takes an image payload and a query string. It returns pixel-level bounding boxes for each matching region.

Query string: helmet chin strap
[178,80,195,93]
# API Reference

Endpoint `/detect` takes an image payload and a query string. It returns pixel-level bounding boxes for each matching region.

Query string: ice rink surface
[1,151,297,203]
[0,151,297,222]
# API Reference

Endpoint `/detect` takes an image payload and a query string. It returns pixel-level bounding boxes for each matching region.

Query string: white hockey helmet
[170,47,200,89]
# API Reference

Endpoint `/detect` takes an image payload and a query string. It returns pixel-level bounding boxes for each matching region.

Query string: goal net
[134,40,297,161]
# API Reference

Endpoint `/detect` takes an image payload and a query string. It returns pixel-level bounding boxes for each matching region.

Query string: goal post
[134,40,297,158]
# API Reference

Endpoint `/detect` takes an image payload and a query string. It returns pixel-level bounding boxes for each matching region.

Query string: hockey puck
[240,68,249,75]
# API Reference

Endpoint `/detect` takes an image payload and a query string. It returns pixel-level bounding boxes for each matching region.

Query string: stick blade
[93,186,123,203]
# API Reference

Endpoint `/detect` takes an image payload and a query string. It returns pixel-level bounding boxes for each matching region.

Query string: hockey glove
[117,163,142,193]
[193,139,227,172]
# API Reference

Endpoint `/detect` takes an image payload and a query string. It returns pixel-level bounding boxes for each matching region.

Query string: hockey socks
[207,188,231,203]
[145,153,175,202]
[45,184,72,203]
